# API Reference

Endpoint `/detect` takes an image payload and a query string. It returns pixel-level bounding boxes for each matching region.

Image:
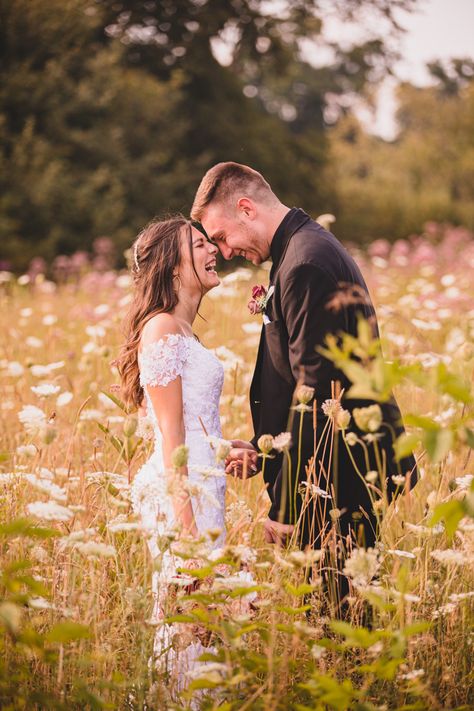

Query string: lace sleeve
[139,334,191,387]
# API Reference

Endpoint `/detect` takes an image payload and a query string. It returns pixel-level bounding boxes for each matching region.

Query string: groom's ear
[236,197,256,219]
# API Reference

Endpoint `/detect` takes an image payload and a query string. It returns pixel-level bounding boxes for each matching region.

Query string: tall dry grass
[0,224,473,709]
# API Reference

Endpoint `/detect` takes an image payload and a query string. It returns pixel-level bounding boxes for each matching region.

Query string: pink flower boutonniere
[248,284,275,315]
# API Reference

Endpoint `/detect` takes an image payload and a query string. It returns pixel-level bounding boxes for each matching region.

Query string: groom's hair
[191,161,277,220]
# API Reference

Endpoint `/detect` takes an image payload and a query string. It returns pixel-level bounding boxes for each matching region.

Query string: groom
[191,162,417,550]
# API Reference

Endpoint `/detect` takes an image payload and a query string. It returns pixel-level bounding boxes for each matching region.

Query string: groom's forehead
[203,205,233,237]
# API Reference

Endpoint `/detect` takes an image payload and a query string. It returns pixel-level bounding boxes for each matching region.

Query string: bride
[116,216,227,691]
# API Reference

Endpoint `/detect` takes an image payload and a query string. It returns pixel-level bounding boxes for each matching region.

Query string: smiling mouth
[205,261,217,274]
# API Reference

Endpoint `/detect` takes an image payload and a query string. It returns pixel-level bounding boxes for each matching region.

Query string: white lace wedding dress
[130,333,227,691]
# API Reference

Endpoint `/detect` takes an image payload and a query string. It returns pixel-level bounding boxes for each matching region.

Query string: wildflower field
[1,223,473,710]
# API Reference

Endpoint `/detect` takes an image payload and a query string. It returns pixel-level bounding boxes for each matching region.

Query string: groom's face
[202,202,270,265]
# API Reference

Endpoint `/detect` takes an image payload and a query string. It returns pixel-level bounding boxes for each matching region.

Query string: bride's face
[177,224,220,295]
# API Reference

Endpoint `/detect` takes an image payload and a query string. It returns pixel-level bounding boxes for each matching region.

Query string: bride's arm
[141,314,198,539]
[146,380,198,539]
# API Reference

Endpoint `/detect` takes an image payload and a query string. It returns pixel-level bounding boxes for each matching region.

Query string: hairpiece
[133,238,141,272]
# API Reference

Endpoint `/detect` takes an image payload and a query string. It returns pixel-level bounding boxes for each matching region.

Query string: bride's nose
[208,241,218,255]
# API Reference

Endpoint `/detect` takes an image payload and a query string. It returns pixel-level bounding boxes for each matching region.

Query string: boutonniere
[248,284,274,315]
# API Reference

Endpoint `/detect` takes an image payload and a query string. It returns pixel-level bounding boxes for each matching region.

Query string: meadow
[1,222,473,710]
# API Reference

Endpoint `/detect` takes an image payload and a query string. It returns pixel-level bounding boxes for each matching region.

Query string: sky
[359,0,474,138]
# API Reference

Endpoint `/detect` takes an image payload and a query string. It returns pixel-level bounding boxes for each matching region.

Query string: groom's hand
[264,517,295,546]
[225,444,258,479]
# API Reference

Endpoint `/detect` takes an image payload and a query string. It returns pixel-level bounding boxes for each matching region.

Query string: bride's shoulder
[140,313,182,348]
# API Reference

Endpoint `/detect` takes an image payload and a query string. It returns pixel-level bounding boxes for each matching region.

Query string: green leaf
[285,582,319,596]
[430,499,465,540]
[394,432,420,461]
[435,364,472,404]
[464,427,474,449]
[403,414,440,431]
[276,604,312,615]
[46,622,90,644]
[99,390,131,414]
[0,518,60,539]
[423,427,453,463]
[403,621,431,636]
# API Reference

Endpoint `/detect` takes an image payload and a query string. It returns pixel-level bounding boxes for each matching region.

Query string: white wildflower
[42,314,57,326]
[75,541,116,558]
[30,545,50,563]
[20,308,33,317]
[343,547,380,588]
[18,405,47,435]
[27,501,74,522]
[391,475,406,486]
[56,391,73,407]
[86,325,106,339]
[344,432,359,446]
[30,361,64,377]
[399,669,425,681]
[26,336,43,349]
[68,504,87,513]
[299,482,332,499]
[386,549,416,560]
[116,274,132,289]
[107,521,141,533]
[272,432,292,451]
[29,597,56,610]
[322,398,342,419]
[288,549,324,566]
[16,444,37,458]
[5,361,24,377]
[311,644,327,660]
[79,408,103,421]
[405,522,443,536]
[431,549,471,566]
[448,591,474,602]
[365,470,379,484]
[455,474,473,491]
[226,500,253,526]
[31,383,61,398]
[24,474,67,502]
[94,303,110,316]
[391,590,421,603]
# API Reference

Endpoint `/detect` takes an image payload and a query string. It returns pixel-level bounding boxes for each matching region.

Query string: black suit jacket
[249,208,416,545]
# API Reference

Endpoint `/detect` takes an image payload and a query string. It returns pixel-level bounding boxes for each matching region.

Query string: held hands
[225,440,259,479]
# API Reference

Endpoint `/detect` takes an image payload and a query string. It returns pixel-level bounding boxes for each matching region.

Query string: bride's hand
[225,447,258,478]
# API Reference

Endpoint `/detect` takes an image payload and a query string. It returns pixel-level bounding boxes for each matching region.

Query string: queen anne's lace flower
[18,405,47,435]
[343,547,380,587]
[27,501,74,522]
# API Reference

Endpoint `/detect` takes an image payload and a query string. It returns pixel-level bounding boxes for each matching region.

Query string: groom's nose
[218,242,234,260]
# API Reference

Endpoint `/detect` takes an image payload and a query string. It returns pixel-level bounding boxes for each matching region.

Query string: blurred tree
[1,0,428,270]
[0,0,190,269]
[329,61,474,242]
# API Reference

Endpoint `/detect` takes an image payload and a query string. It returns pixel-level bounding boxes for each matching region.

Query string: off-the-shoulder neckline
[138,332,200,355]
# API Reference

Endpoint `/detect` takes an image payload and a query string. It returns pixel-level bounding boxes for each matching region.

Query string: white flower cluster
[27,501,74,522]
[343,547,381,588]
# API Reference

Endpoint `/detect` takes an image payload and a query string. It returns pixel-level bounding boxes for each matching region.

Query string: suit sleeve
[268,262,343,523]
[282,262,342,387]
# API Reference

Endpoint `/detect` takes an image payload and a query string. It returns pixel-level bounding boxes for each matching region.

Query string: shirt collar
[269,207,311,282]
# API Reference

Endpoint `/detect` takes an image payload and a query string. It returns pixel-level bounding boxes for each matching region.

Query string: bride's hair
[116,215,193,409]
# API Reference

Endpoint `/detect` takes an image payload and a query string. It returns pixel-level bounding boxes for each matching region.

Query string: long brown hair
[116,215,194,409]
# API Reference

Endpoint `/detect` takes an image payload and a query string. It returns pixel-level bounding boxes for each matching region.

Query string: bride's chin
[201,277,220,294]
